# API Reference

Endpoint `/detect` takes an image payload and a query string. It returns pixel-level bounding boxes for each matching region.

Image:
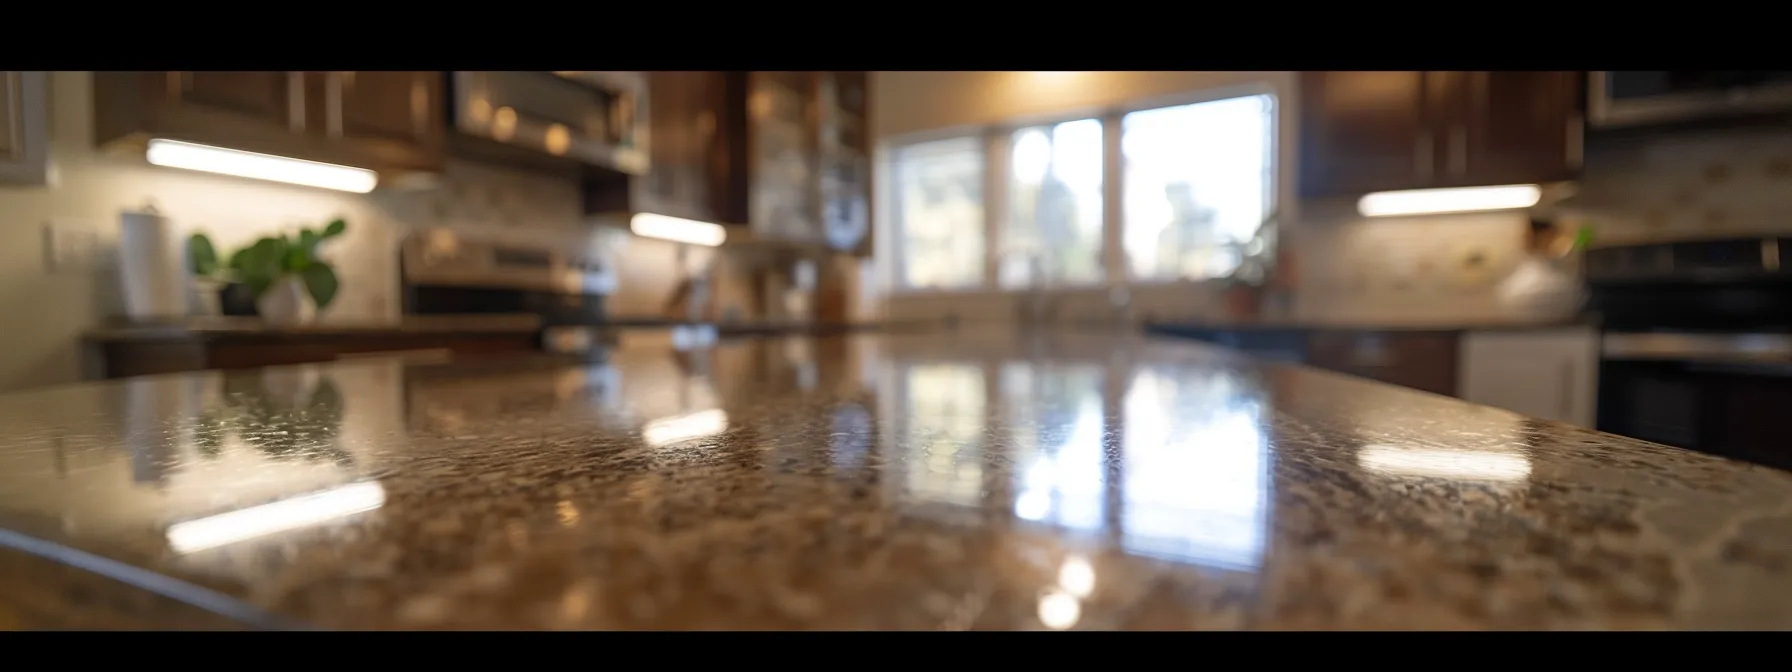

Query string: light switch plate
[42,218,107,274]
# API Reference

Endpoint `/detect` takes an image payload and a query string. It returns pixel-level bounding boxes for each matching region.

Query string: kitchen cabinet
[1307,330,1460,397]
[585,70,873,255]
[642,70,741,224]
[1458,327,1598,427]
[1299,71,1582,198]
[0,71,50,185]
[816,71,872,256]
[93,71,445,178]
[321,71,445,168]
[748,71,822,244]
[584,71,749,225]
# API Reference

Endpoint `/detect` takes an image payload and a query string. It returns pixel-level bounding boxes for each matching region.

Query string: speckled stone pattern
[2,333,1792,630]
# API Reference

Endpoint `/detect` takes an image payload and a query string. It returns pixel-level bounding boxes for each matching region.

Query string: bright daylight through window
[1001,119,1104,288]
[887,89,1277,291]
[892,137,985,290]
[1122,94,1277,281]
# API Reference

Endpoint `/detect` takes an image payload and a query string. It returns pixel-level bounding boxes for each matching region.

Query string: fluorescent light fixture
[629,212,727,247]
[166,481,386,554]
[642,408,729,447]
[1356,184,1542,218]
[1357,445,1532,483]
[145,139,379,193]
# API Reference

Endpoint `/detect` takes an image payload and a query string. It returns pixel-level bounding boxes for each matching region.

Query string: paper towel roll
[117,209,187,322]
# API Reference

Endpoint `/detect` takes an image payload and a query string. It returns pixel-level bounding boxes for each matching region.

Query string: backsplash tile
[1559,126,1792,245]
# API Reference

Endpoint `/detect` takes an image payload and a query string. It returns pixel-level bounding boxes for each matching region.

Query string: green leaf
[187,233,218,277]
[322,218,347,238]
[300,263,339,310]
[238,237,287,297]
[283,242,311,272]
[298,229,321,256]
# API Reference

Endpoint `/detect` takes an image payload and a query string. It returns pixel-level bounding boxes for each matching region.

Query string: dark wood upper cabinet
[1,71,50,185]
[1442,71,1582,188]
[179,72,300,127]
[1299,71,1433,199]
[93,71,445,179]
[747,71,822,244]
[583,71,748,225]
[1299,71,1583,199]
[583,70,873,256]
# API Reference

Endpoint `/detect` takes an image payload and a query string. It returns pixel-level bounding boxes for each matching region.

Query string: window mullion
[982,128,1009,290]
[1101,112,1126,289]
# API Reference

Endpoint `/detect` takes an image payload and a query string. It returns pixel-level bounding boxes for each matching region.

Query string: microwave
[450,71,648,174]
[1590,71,1792,129]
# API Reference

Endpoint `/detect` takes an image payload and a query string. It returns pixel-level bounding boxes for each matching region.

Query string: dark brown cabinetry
[1305,330,1461,397]
[1299,71,1582,199]
[584,71,748,225]
[94,71,446,177]
[585,71,872,256]
[0,71,49,185]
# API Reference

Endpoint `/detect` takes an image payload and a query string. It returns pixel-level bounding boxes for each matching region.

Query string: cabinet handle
[1415,131,1434,179]
[324,72,346,137]
[1558,359,1575,423]
[1449,125,1467,176]
[286,72,306,133]
[1566,113,1584,170]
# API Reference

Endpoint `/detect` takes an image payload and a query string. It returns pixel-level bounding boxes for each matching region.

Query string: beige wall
[0,72,741,393]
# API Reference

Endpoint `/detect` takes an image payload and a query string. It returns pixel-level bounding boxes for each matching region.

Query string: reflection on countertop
[2,332,1792,630]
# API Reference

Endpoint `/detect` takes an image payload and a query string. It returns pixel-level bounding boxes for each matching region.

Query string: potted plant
[185,232,232,316]
[207,218,348,326]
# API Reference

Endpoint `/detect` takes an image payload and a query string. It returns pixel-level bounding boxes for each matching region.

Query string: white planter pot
[256,276,316,326]
[1497,255,1587,321]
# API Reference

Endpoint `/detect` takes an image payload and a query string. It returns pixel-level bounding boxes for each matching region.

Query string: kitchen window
[890,136,986,290]
[883,86,1279,293]
[1122,94,1277,282]
[1000,119,1105,288]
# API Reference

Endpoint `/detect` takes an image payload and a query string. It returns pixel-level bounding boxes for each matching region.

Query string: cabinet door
[172,71,305,131]
[322,71,445,171]
[1439,71,1583,187]
[0,71,48,185]
[748,71,820,243]
[643,71,722,222]
[1458,328,1598,426]
[1298,71,1435,198]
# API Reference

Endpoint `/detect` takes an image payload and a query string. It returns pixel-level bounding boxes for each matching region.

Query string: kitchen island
[3,332,1791,630]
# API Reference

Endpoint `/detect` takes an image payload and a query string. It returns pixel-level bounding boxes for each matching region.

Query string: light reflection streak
[1006,363,1105,531]
[641,409,728,447]
[1357,445,1532,482]
[1121,369,1270,571]
[166,481,385,554]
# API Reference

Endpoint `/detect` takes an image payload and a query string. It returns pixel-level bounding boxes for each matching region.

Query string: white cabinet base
[1458,327,1599,427]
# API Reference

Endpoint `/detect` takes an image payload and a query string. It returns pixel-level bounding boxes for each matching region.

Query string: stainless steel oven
[400,229,618,360]
[1589,71,1792,129]
[1588,237,1792,471]
[450,71,648,174]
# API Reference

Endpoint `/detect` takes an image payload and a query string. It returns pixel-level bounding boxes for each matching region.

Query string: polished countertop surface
[3,332,1792,630]
[84,314,544,341]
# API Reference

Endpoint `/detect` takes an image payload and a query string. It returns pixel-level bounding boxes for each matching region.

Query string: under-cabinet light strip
[1357,184,1542,218]
[145,139,379,194]
[630,212,727,247]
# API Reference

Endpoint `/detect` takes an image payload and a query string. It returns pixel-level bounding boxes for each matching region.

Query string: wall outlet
[42,218,107,274]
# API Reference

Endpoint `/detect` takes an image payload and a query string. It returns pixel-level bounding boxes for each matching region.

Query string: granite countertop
[1144,315,1601,332]
[84,314,545,341]
[2,332,1791,630]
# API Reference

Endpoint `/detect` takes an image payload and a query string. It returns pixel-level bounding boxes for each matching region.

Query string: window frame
[878,79,1284,296]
